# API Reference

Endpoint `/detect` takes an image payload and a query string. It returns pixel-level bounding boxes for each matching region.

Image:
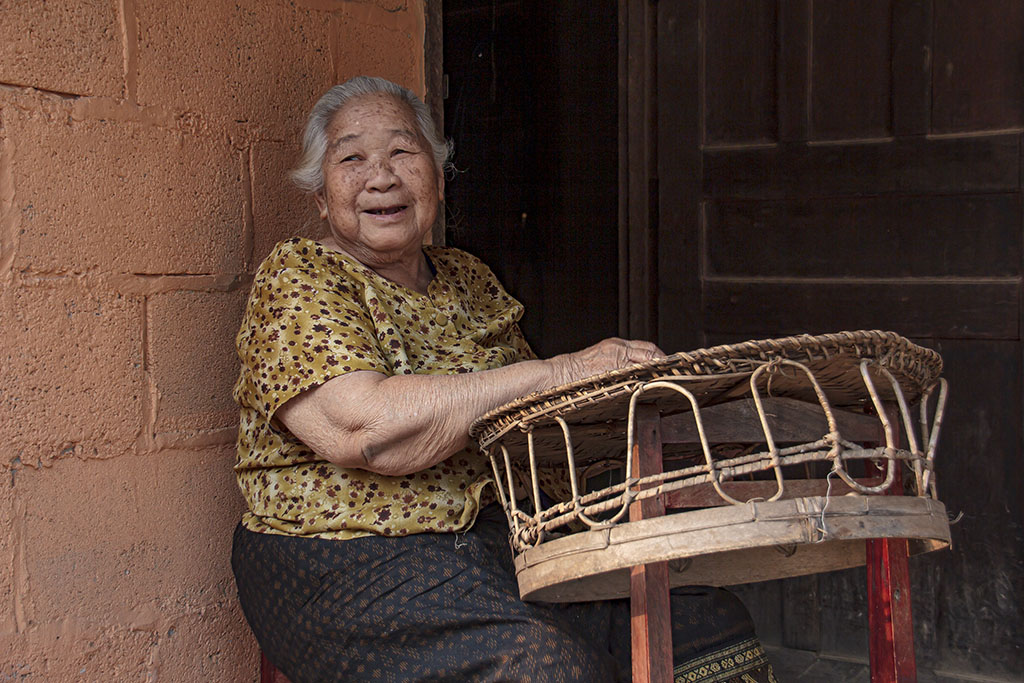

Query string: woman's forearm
[277,337,663,476]
[350,358,564,475]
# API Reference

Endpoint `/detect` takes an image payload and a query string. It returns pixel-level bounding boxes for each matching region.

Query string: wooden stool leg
[260,651,291,683]
[629,404,673,683]
[867,538,917,682]
[866,410,916,683]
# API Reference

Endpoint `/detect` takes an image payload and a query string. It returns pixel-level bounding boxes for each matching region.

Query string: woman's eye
[340,154,360,163]
[392,148,411,156]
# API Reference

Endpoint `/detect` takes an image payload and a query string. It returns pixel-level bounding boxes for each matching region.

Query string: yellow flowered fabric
[233,237,535,539]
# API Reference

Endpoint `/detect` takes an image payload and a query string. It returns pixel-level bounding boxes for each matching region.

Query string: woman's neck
[320,237,434,294]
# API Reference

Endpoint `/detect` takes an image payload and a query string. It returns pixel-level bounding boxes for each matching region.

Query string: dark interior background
[443,1,1023,680]
[442,0,619,359]
[644,2,1022,680]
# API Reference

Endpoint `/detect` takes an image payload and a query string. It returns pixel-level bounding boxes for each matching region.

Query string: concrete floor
[764,646,1021,683]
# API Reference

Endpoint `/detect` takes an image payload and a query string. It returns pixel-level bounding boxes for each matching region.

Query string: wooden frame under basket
[471,330,951,682]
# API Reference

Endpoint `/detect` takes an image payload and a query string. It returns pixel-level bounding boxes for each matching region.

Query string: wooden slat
[919,340,1023,673]
[703,0,777,144]
[704,281,1019,340]
[629,404,673,683]
[932,0,1024,133]
[665,477,885,509]
[729,580,784,647]
[809,0,893,140]
[706,194,1022,278]
[659,397,883,445]
[425,0,444,247]
[703,134,1020,198]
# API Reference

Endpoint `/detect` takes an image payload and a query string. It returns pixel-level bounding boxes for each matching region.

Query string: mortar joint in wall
[137,296,159,454]
[242,146,255,272]
[0,125,16,276]
[0,82,81,101]
[111,272,252,295]
[118,0,139,103]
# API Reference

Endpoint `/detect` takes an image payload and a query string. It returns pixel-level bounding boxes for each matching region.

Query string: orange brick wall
[0,1,426,679]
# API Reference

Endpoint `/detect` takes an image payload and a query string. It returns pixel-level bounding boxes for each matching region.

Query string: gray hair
[290,76,452,194]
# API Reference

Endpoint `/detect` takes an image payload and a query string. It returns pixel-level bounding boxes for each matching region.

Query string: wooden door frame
[426,0,445,246]
[619,0,703,352]
[618,0,659,341]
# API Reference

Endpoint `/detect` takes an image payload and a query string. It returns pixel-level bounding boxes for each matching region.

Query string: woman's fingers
[619,339,665,364]
[597,337,663,367]
[553,337,667,385]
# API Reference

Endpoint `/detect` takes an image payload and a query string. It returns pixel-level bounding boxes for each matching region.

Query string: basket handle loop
[855,360,899,494]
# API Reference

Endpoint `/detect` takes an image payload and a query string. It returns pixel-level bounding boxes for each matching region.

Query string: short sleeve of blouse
[234,242,388,422]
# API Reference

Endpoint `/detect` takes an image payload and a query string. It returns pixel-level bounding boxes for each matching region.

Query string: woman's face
[315,93,443,265]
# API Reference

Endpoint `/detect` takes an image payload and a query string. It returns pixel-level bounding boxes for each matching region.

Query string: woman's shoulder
[423,245,497,282]
[255,237,370,285]
[258,237,330,273]
[423,245,522,313]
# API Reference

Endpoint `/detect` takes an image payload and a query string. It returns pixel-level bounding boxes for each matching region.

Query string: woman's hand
[277,336,665,477]
[549,337,666,386]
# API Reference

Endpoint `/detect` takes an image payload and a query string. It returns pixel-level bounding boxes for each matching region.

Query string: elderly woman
[231,76,775,682]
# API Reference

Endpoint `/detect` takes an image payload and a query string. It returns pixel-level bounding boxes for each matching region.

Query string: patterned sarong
[231,505,777,682]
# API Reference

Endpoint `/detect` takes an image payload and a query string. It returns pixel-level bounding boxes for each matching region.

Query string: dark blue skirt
[231,505,776,682]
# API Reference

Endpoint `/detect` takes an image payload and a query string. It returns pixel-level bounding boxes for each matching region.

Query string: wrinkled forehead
[326,93,422,143]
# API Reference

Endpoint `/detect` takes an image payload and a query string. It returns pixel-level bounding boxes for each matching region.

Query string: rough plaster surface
[17,450,244,626]
[136,0,334,141]
[252,139,324,262]
[0,625,154,681]
[1,0,426,679]
[333,1,425,90]
[148,288,248,437]
[0,278,144,461]
[0,0,123,97]
[3,90,247,275]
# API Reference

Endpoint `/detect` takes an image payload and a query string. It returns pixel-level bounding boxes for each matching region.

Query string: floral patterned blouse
[233,237,535,539]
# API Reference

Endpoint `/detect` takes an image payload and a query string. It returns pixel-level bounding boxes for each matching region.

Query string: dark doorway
[442,0,620,359]
[623,1,1024,679]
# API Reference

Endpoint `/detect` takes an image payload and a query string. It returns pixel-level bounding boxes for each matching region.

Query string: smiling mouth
[365,206,407,215]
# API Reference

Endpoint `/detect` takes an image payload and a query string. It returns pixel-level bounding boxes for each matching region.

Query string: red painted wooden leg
[865,411,916,682]
[867,537,917,682]
[260,651,292,683]
[630,560,673,683]
[629,404,673,683]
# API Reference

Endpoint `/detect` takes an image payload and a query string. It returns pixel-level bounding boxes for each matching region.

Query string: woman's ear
[436,172,445,202]
[314,191,329,220]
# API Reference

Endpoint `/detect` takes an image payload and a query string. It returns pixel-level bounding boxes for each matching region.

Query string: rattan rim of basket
[469,330,942,441]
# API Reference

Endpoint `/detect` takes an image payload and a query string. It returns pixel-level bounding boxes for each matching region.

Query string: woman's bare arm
[276,337,663,476]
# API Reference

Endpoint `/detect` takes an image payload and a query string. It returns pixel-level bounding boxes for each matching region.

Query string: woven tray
[471,330,942,460]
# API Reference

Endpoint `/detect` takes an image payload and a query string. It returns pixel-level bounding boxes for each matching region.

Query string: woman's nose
[366,158,399,191]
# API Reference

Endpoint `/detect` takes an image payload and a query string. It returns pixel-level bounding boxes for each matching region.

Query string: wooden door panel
[777,0,811,142]
[634,0,1024,674]
[706,194,1022,278]
[891,0,933,136]
[703,134,1020,198]
[932,0,1024,132]
[704,281,1018,340]
[704,0,778,144]
[810,0,894,140]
